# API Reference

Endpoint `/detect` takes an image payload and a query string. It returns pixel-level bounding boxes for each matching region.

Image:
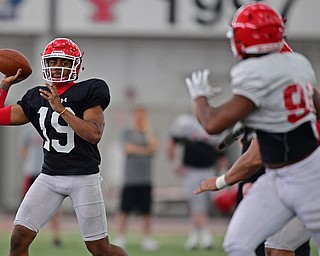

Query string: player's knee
[265,247,295,256]
[223,246,256,256]
[85,236,112,256]
[223,239,256,256]
[10,225,36,254]
[85,237,128,256]
[85,239,108,256]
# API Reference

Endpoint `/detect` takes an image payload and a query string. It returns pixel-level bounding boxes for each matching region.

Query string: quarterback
[0,38,127,256]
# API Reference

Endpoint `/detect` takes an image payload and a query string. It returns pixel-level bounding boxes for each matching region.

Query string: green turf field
[0,230,318,256]
[0,231,224,256]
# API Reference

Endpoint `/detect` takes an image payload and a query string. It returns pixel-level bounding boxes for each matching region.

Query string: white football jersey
[231,52,317,133]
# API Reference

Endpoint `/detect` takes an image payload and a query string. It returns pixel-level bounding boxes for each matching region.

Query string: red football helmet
[41,38,83,83]
[227,2,285,59]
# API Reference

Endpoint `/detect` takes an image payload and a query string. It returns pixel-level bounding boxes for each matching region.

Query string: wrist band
[59,108,67,115]
[216,174,228,190]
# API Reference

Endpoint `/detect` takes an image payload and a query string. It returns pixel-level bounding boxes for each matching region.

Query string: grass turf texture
[0,231,319,256]
[0,231,221,256]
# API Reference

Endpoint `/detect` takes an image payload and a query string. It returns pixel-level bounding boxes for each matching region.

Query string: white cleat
[141,237,159,251]
[184,232,199,250]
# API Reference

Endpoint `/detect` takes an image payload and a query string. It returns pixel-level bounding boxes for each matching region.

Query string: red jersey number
[284,83,314,123]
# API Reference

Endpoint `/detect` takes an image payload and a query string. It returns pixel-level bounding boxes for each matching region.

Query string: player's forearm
[225,139,262,186]
[0,69,28,122]
[0,80,11,108]
[225,156,261,186]
[0,81,12,92]
[194,97,224,134]
[194,97,241,135]
[60,111,104,144]
[195,95,256,135]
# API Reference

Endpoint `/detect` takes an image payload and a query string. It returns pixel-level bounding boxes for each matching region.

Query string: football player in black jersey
[0,38,128,256]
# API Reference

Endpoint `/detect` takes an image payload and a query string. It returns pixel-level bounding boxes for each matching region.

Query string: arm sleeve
[0,105,11,125]
[0,89,8,108]
[0,88,11,124]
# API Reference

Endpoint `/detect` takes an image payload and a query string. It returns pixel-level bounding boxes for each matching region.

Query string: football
[0,48,32,82]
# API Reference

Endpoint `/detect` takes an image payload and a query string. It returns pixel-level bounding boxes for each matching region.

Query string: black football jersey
[17,78,110,176]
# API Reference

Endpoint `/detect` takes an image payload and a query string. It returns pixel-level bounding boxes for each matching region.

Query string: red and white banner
[0,0,319,38]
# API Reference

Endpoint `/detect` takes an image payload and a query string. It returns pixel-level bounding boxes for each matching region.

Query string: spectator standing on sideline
[185,2,320,255]
[167,108,229,250]
[19,124,62,247]
[1,37,127,256]
[114,105,159,251]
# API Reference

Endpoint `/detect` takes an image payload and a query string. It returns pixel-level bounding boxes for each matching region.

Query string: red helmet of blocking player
[41,38,83,83]
[227,2,285,59]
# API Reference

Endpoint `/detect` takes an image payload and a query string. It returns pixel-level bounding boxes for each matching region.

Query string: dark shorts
[120,185,152,215]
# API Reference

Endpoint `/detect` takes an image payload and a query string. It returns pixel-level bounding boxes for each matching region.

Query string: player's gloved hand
[185,69,221,100]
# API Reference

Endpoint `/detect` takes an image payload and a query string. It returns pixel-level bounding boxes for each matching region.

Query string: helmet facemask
[226,27,238,58]
[41,55,82,83]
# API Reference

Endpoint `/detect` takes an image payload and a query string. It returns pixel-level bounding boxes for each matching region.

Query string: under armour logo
[61,98,68,103]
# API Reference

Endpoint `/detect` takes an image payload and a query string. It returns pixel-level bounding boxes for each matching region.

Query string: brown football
[0,48,32,82]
